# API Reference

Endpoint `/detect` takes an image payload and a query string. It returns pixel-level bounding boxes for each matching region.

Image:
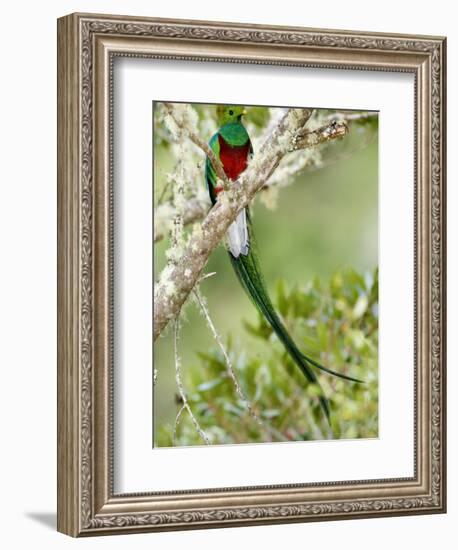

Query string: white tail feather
[227,209,249,258]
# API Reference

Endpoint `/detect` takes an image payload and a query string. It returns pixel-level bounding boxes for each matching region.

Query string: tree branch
[154,118,348,242]
[324,110,377,123]
[154,109,350,340]
[291,120,348,150]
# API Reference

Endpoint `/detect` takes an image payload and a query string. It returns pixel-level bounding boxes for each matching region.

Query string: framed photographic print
[57,13,446,536]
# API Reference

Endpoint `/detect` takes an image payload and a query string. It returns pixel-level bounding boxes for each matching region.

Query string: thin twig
[198,271,217,283]
[163,102,232,190]
[156,174,172,206]
[172,404,186,446]
[303,122,377,175]
[173,317,210,446]
[193,288,287,442]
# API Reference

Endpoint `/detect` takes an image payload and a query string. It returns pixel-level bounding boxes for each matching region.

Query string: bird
[205,104,362,426]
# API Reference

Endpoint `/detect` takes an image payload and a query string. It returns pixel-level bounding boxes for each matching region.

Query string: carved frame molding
[57,13,446,536]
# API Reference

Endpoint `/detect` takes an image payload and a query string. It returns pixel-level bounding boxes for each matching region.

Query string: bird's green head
[217,105,247,125]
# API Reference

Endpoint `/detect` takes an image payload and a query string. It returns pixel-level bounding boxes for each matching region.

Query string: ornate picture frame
[57,12,446,536]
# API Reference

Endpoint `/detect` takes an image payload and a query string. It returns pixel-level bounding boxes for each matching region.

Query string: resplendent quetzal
[205,105,362,424]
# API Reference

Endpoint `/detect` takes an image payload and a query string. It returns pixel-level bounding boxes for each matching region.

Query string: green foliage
[155,267,378,447]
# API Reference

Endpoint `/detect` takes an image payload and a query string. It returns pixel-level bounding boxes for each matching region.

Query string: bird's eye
[229,110,234,116]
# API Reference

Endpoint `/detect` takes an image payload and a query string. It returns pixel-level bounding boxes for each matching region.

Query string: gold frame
[57,12,447,537]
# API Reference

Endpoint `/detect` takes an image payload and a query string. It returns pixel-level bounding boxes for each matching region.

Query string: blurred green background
[153,104,378,446]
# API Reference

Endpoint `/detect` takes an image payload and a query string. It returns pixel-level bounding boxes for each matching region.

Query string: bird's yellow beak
[242,108,248,115]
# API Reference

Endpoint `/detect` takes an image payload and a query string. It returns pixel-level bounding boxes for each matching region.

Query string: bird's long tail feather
[229,212,363,425]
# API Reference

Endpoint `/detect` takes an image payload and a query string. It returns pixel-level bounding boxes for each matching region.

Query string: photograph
[153,101,379,448]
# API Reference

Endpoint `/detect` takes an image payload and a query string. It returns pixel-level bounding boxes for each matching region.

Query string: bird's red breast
[218,134,251,181]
